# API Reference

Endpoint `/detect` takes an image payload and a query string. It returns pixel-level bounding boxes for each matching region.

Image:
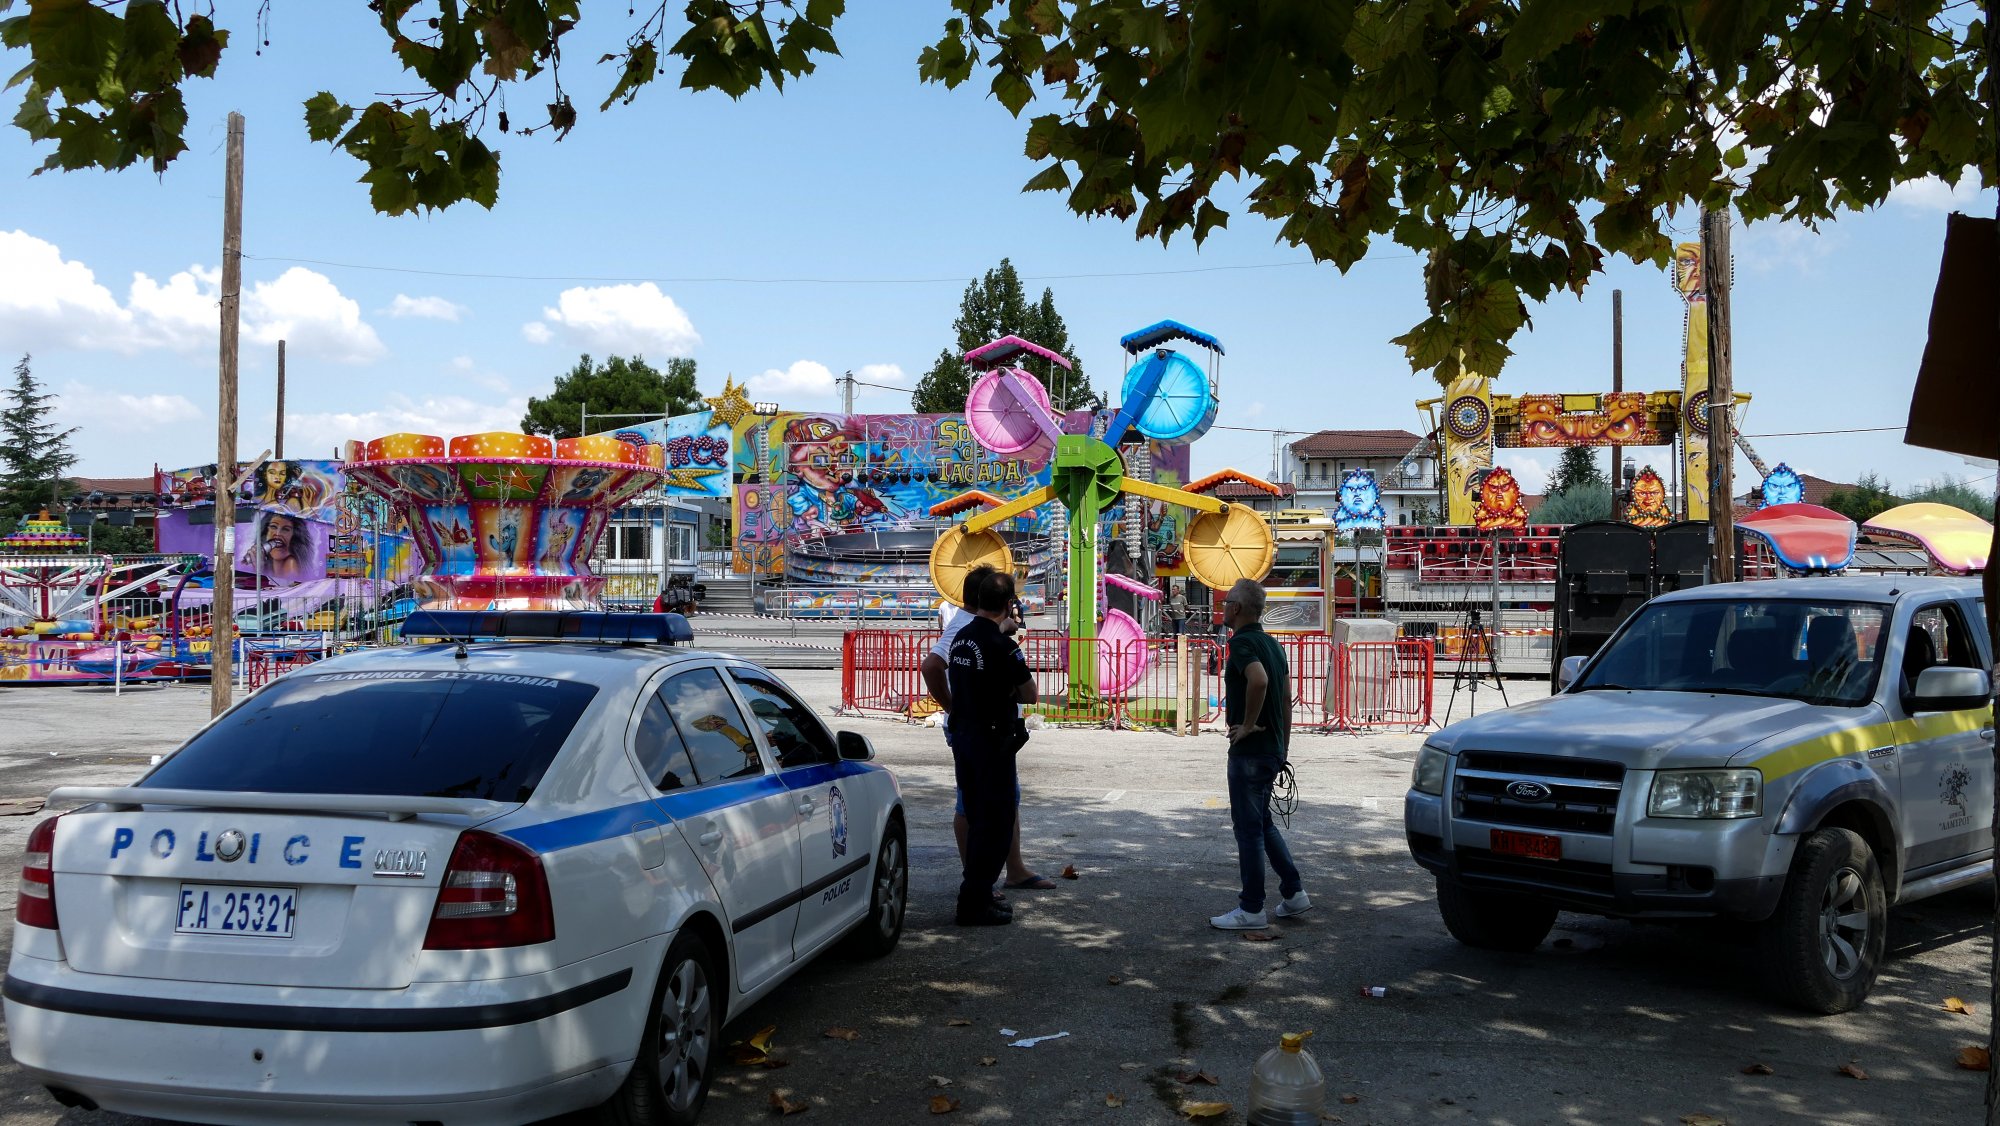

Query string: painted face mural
[780,417,899,530]
[1761,464,1804,508]
[1333,469,1388,532]
[1514,393,1660,447]
[1625,466,1674,527]
[1472,468,1529,532]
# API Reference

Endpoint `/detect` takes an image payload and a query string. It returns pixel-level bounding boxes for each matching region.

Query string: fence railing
[841,629,1434,732]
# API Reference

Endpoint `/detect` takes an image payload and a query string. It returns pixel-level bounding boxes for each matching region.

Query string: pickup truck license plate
[176,883,297,938]
[1489,829,1561,861]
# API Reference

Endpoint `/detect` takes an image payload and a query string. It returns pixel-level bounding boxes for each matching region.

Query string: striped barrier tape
[693,627,844,653]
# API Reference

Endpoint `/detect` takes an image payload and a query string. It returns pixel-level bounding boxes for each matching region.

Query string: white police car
[5,611,908,1125]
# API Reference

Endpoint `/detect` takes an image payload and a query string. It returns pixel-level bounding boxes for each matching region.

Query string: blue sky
[2,4,1993,499]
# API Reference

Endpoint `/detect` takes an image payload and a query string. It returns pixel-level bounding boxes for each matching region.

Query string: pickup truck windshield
[1575,599,1888,705]
[143,669,599,802]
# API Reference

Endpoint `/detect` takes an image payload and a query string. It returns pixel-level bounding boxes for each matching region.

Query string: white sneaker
[1273,891,1313,918]
[1209,907,1269,930]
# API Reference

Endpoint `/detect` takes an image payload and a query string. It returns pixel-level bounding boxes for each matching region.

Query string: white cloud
[445,354,512,395]
[528,282,699,356]
[749,360,837,401]
[0,231,382,362]
[1500,452,1550,494]
[285,392,529,460]
[1737,219,1840,276]
[50,381,202,435]
[243,267,385,364]
[855,362,907,388]
[383,294,467,321]
[1889,169,1989,213]
[1240,400,1267,420]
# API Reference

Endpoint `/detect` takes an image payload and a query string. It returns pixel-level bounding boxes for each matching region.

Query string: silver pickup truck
[1405,575,1993,1012]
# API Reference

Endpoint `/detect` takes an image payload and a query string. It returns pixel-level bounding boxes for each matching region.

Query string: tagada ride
[343,431,665,612]
[0,512,203,683]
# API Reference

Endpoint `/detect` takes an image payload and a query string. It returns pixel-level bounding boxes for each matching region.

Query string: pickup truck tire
[1757,827,1885,1014]
[1435,879,1558,952]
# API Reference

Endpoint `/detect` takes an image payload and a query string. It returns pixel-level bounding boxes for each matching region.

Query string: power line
[239,252,1378,286]
[1740,425,1904,438]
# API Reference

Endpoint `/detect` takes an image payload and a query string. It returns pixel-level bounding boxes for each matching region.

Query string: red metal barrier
[1331,639,1435,729]
[841,629,1430,733]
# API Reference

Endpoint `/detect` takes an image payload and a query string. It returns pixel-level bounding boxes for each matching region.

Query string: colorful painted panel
[729,412,1060,574]
[1514,392,1665,448]
[1442,373,1495,526]
[1760,464,1804,508]
[1676,240,1712,521]
[611,411,733,497]
[1471,467,1529,532]
[158,460,344,521]
[1625,466,1673,527]
[1331,469,1387,532]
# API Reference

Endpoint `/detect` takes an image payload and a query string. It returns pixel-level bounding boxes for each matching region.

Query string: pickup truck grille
[1454,750,1624,835]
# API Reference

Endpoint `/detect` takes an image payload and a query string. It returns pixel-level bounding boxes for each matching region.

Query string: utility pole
[211,112,244,718]
[1610,289,1624,507]
[1702,208,1735,584]
[274,339,286,459]
[840,369,855,415]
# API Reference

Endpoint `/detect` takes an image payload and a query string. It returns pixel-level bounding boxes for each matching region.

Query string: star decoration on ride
[703,377,755,428]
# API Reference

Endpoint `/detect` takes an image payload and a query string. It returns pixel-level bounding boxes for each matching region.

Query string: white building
[1286,428,1440,526]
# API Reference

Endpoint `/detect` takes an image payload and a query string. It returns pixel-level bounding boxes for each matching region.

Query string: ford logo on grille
[1505,780,1553,803]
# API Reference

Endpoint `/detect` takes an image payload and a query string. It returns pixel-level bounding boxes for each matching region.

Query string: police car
[5,611,908,1124]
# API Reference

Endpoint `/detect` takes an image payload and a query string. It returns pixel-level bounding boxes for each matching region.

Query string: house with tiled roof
[1285,428,1439,525]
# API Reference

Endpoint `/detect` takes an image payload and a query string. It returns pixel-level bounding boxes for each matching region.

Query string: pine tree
[1544,446,1606,497]
[911,259,1097,414]
[0,355,79,531]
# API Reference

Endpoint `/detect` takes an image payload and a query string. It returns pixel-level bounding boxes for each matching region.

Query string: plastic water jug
[1246,1031,1325,1125]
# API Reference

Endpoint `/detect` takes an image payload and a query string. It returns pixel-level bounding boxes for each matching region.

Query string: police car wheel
[604,933,720,1126]
[843,814,908,959]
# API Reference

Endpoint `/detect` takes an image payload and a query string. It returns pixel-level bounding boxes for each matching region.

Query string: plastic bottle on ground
[1247,1030,1325,1125]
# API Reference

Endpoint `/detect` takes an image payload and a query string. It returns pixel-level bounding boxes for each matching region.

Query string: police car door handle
[697,826,724,848]
[797,797,817,816]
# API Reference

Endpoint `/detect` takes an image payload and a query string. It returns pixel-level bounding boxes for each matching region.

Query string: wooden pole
[1702,209,1736,583]
[211,112,244,719]
[1983,5,1999,1120]
[1610,289,1624,506]
[274,339,285,459]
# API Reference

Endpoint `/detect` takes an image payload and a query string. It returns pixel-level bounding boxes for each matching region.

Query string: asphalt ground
[0,672,1991,1126]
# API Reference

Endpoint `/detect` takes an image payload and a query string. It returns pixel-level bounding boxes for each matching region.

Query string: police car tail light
[423,831,554,950]
[19,814,61,930]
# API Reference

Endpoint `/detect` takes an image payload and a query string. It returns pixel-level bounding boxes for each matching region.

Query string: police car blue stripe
[502,762,875,854]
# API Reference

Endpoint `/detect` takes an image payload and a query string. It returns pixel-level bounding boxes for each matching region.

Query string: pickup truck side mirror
[836,730,876,761]
[1557,655,1589,691]
[1909,666,1994,713]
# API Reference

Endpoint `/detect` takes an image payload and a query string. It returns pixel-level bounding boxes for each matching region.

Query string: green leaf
[303,91,354,143]
[600,41,658,110]
[991,69,1031,115]
[1023,113,1059,159]
[1021,162,1070,192]
[175,14,226,78]
[1502,0,1627,71]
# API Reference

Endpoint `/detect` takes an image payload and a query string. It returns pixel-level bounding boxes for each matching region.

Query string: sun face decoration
[1333,469,1388,532]
[1625,466,1673,528]
[1473,467,1529,532]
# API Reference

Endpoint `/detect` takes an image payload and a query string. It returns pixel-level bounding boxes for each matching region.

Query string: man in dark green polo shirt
[1210,578,1309,930]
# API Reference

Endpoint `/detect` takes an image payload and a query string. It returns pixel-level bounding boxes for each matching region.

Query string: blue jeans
[1228,754,1301,914]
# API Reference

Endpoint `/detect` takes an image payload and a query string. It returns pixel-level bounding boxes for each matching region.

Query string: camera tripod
[1442,605,1509,723]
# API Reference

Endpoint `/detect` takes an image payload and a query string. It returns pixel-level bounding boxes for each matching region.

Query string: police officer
[945,569,1039,926]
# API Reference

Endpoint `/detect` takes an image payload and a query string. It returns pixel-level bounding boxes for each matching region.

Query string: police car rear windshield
[142,670,599,802]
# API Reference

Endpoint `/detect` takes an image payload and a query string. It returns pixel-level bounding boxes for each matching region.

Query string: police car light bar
[402,610,695,646]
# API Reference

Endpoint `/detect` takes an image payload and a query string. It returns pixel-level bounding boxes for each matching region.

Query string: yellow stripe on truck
[1751,707,1993,783]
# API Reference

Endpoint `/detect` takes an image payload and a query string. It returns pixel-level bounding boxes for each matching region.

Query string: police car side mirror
[836,730,875,762]
[1910,666,1993,713]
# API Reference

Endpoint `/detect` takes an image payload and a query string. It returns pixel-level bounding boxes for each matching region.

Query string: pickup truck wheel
[1435,879,1558,952]
[1758,827,1885,1014]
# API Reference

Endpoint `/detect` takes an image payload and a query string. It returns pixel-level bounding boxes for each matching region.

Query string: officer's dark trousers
[951,734,1019,914]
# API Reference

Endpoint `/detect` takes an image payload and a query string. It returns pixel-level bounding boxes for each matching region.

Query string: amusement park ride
[342,431,667,611]
[928,323,1278,704]
[0,511,202,683]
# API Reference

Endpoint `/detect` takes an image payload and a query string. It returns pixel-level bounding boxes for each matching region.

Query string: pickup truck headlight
[1648,769,1762,819]
[1411,744,1448,796]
